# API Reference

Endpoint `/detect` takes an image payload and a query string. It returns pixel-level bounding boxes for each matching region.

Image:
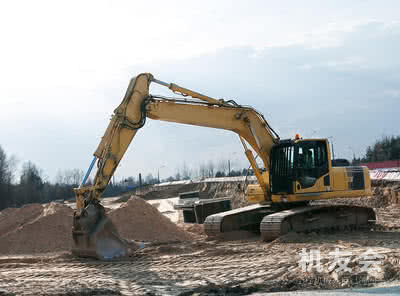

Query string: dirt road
[2,184,400,295]
[2,227,400,296]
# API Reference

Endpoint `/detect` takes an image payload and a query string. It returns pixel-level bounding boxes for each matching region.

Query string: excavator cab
[270,139,330,194]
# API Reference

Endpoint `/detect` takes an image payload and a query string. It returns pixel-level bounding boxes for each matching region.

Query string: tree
[217,159,228,176]
[0,146,12,209]
[123,176,136,186]
[18,161,44,204]
[55,168,84,186]
[145,173,157,185]
[165,176,175,182]
[228,169,242,177]
[0,146,9,184]
[181,162,192,180]
[361,135,400,162]
[215,171,226,178]
[242,168,250,176]
[207,160,215,178]
[199,163,207,179]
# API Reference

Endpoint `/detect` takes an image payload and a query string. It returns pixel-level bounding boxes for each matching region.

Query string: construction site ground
[1,181,400,295]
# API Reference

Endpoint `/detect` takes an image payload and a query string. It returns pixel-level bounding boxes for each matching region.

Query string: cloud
[128,21,400,174]
[0,0,399,180]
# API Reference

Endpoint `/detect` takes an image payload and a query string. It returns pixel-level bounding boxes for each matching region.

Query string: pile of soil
[109,196,194,242]
[0,203,43,237]
[0,197,195,255]
[0,203,73,254]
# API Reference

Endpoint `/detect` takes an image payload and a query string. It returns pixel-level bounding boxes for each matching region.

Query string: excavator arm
[74,73,279,208]
[72,73,279,259]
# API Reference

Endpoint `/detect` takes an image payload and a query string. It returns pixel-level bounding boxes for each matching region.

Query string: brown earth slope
[0,203,73,254]
[109,196,193,242]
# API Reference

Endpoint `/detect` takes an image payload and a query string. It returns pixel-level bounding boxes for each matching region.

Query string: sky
[0,0,399,182]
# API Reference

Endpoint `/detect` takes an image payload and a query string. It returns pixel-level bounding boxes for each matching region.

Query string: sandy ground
[1,183,400,295]
[2,227,400,295]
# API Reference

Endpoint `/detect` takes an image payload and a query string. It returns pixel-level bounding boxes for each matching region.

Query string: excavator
[72,73,375,260]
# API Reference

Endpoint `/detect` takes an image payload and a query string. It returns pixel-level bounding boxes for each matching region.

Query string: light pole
[158,164,166,183]
[228,152,237,176]
[348,146,358,164]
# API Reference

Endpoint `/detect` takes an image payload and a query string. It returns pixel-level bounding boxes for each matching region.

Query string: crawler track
[204,204,274,236]
[261,205,376,241]
[205,203,376,241]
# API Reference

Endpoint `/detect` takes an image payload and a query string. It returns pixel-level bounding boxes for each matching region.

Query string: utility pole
[228,159,231,176]
[158,164,166,183]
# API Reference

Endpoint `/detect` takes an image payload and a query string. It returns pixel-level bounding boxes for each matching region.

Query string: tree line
[353,135,400,164]
[0,145,84,210]
[119,160,253,190]
[0,145,252,210]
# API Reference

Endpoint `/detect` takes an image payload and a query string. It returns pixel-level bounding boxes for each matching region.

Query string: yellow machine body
[248,138,371,204]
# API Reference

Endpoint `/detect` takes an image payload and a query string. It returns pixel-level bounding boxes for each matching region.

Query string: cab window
[296,140,329,189]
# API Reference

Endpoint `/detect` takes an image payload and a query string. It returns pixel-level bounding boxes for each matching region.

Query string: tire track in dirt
[0,241,294,295]
[2,234,400,296]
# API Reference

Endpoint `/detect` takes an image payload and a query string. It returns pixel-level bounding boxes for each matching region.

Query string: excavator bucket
[72,202,128,260]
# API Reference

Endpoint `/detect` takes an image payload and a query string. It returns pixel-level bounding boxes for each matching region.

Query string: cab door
[270,144,295,194]
[294,140,329,193]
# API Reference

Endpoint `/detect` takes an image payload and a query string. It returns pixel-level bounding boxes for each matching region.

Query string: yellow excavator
[72,73,375,259]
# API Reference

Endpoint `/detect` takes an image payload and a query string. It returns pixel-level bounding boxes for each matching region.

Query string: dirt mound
[109,196,194,242]
[0,203,73,254]
[0,203,44,237]
[0,197,193,255]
